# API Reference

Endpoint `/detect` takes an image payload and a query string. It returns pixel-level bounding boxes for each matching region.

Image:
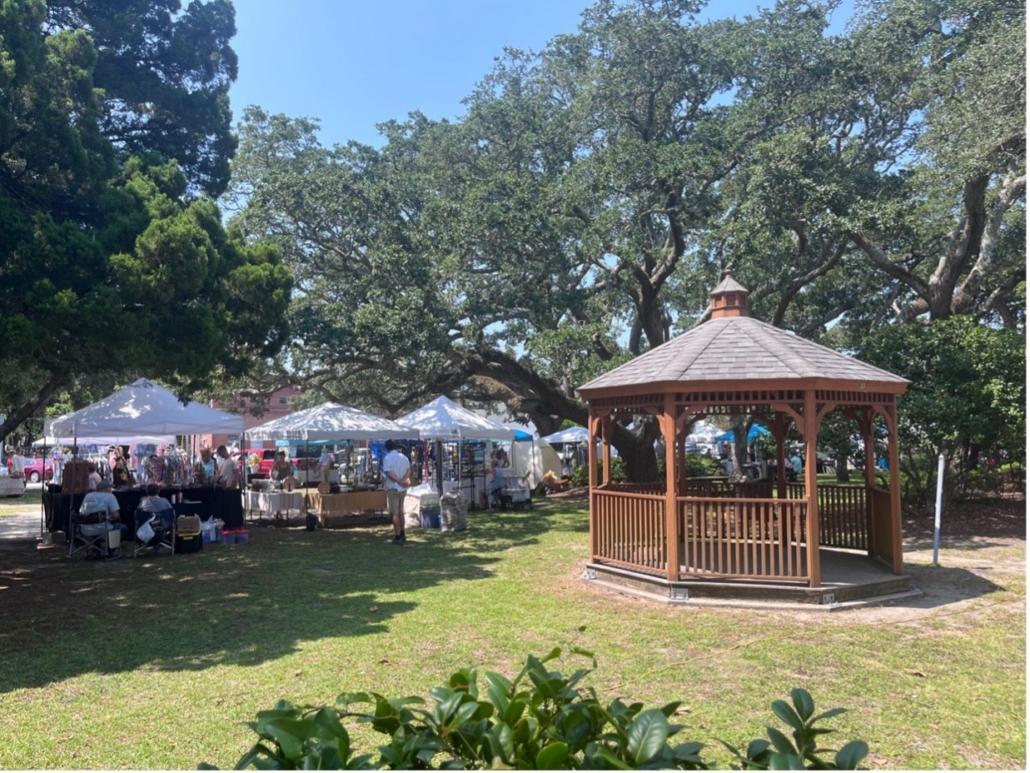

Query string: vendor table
[244,490,305,520]
[306,489,387,526]
[43,485,243,534]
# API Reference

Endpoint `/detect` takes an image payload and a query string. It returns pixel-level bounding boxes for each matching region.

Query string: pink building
[196,387,305,452]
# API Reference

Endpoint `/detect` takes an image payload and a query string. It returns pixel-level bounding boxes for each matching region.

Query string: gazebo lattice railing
[578,273,908,590]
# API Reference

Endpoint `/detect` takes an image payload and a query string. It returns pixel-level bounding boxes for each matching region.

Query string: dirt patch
[904,496,1025,544]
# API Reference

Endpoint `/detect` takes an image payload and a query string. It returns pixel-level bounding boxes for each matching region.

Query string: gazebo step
[585,561,916,609]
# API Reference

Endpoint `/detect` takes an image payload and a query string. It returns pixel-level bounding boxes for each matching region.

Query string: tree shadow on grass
[0,507,560,692]
[886,563,1007,610]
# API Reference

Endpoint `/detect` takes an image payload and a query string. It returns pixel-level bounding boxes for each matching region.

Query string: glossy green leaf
[626,709,670,765]
[536,741,570,769]
[835,740,870,769]
[790,689,815,722]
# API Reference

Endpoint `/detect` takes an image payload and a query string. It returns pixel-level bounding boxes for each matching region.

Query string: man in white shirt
[381,440,411,544]
[78,480,127,554]
[215,445,240,488]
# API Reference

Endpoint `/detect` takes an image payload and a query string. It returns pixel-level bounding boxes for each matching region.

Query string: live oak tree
[229,0,1024,483]
[0,0,291,441]
[228,2,770,480]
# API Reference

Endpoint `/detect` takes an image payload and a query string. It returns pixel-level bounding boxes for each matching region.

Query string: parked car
[6,457,54,483]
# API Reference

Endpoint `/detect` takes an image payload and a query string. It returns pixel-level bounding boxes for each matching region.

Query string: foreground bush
[207,648,868,770]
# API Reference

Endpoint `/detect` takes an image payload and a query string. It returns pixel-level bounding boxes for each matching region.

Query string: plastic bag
[136,520,155,543]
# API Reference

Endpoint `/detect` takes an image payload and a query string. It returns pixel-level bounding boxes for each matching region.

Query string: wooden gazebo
[577,272,912,604]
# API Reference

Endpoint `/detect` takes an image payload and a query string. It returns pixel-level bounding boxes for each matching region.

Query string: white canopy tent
[396,396,515,440]
[543,426,589,444]
[48,378,243,437]
[396,396,515,500]
[245,401,417,442]
[687,420,721,443]
[511,437,561,488]
[33,434,174,448]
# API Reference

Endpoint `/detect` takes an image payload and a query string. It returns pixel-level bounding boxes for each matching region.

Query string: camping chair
[68,512,113,560]
[133,506,176,557]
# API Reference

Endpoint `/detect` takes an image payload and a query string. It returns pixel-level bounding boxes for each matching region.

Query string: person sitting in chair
[78,480,127,555]
[139,483,175,530]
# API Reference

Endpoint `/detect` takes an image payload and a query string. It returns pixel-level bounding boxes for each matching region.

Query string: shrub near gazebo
[577,272,912,604]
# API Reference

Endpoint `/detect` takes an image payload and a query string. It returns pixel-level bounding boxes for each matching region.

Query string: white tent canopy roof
[246,401,418,442]
[543,426,589,444]
[396,396,515,441]
[33,434,174,448]
[687,420,721,442]
[48,379,243,437]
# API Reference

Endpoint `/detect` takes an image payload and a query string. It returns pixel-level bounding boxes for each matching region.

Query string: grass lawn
[0,498,1023,769]
[0,487,40,516]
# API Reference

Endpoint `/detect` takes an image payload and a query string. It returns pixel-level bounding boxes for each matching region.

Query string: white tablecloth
[244,490,305,517]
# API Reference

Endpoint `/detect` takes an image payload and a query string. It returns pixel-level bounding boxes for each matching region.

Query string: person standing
[194,447,216,485]
[215,445,239,488]
[270,449,293,482]
[382,440,411,544]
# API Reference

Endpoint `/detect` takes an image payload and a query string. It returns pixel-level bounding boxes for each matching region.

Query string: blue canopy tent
[714,423,771,443]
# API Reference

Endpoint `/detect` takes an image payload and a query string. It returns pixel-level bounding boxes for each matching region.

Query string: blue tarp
[713,423,771,443]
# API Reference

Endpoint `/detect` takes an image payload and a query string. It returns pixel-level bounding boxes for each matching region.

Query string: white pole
[933,452,945,565]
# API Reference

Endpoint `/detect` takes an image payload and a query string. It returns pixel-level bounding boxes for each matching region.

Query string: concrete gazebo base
[584,549,919,610]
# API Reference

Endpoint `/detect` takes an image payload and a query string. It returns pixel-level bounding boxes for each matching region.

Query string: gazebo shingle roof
[578,315,909,392]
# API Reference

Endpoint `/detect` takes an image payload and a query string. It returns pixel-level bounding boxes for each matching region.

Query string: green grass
[0,500,1023,769]
[0,487,40,516]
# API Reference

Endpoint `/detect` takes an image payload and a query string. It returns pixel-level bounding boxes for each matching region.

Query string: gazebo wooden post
[662,393,679,582]
[600,416,612,485]
[886,399,904,574]
[803,389,821,586]
[587,414,600,489]
[587,413,600,563]
[772,412,787,500]
[862,408,876,558]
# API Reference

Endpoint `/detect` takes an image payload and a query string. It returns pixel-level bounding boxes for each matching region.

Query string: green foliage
[228,0,1024,485]
[214,649,866,770]
[683,453,720,478]
[722,688,867,770]
[0,0,289,438]
[570,457,628,488]
[860,316,1025,504]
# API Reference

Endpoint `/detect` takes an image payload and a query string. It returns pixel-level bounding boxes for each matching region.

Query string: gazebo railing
[602,481,664,495]
[677,497,808,581]
[684,478,773,499]
[591,488,666,575]
[787,483,868,551]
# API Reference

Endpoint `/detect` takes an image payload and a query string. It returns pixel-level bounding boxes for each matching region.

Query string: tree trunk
[610,420,660,482]
[834,453,850,483]
[0,374,66,442]
[730,414,752,479]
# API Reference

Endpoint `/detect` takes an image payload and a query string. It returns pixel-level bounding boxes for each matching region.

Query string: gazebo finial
[710,266,749,318]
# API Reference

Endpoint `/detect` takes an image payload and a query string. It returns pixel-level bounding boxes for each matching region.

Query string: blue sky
[229,0,853,148]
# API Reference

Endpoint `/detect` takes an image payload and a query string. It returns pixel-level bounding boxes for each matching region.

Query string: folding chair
[133,506,176,557]
[68,512,112,560]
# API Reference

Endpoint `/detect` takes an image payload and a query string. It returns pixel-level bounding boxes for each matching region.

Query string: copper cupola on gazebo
[577,270,912,605]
